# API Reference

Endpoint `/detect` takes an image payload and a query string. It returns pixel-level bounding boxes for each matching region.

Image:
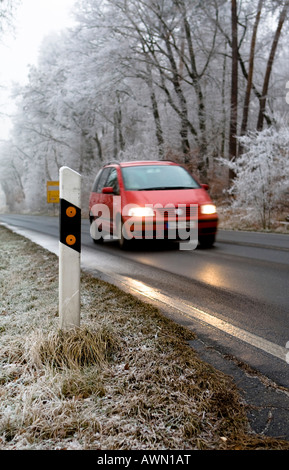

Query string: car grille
[156,205,198,218]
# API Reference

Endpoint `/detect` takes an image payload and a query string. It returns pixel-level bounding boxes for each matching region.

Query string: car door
[103,167,120,234]
[90,167,111,233]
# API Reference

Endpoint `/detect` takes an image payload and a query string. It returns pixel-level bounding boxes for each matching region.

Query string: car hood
[122,188,213,207]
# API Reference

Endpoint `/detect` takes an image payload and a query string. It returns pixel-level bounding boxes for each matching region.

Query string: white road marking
[100,272,287,363]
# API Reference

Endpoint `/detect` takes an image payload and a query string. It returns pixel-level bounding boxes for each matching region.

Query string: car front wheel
[116,216,131,250]
[89,216,104,244]
[198,234,216,248]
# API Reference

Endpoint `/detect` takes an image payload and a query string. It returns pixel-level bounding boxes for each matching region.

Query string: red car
[89,160,218,249]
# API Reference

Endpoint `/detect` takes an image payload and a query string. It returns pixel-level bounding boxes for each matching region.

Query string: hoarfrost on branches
[221,118,289,229]
[1,0,289,213]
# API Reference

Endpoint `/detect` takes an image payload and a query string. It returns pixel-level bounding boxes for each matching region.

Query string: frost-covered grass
[1,225,289,450]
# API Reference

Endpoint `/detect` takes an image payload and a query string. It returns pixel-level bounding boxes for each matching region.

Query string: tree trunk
[221,41,228,157]
[240,0,263,140]
[146,65,164,158]
[256,1,289,131]
[229,0,238,181]
[113,93,125,157]
[161,30,191,156]
[182,13,207,177]
[93,131,103,162]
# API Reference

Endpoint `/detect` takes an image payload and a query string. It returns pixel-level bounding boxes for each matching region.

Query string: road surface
[1,214,289,387]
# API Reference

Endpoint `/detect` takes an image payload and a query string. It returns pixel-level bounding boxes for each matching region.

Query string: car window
[105,168,120,194]
[91,169,102,192]
[121,165,200,191]
[95,167,111,193]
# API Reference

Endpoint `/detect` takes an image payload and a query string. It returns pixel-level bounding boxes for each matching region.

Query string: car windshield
[121,165,200,191]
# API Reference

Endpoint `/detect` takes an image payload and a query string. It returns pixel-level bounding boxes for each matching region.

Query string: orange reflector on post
[66,206,77,218]
[66,234,76,246]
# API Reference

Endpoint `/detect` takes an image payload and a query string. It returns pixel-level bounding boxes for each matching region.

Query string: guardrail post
[59,166,81,330]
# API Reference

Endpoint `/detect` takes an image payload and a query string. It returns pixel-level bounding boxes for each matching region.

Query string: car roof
[106,160,179,168]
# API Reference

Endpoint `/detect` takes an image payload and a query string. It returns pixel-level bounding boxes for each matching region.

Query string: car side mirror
[102,186,114,194]
[201,184,209,191]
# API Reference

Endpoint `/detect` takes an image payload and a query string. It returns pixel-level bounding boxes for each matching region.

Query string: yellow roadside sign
[47,181,59,203]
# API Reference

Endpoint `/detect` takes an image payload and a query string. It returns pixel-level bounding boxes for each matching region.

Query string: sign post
[59,167,81,330]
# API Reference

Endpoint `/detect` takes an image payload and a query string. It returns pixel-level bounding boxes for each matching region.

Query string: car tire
[116,216,130,250]
[89,216,104,244]
[198,234,216,248]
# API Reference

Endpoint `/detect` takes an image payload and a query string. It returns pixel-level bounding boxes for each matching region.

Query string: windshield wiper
[140,186,195,191]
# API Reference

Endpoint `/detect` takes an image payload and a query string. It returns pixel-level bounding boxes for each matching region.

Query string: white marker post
[59,167,81,330]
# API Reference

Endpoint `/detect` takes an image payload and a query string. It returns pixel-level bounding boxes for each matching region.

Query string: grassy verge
[217,205,289,233]
[0,225,289,450]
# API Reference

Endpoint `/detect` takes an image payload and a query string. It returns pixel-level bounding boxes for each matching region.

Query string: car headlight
[200,204,217,215]
[127,206,155,217]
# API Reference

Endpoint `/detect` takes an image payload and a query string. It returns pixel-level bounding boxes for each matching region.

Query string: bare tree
[240,0,264,139]
[256,0,289,130]
[229,0,238,180]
